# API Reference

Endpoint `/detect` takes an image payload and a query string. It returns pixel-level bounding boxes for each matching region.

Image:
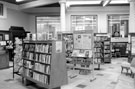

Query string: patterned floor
[0,58,134,89]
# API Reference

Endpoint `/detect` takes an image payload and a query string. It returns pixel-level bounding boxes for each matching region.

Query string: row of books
[24,44,35,52]
[71,59,91,65]
[94,58,101,63]
[104,41,110,45]
[94,36,108,41]
[24,65,49,85]
[35,54,51,64]
[94,42,103,47]
[34,63,50,74]
[35,44,52,53]
[23,52,34,60]
[24,60,50,74]
[95,53,103,58]
[94,48,103,52]
[104,46,110,49]
[104,50,110,53]
[33,72,49,84]
[104,54,110,58]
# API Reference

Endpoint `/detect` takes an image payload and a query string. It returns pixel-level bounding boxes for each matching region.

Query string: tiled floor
[0,58,134,89]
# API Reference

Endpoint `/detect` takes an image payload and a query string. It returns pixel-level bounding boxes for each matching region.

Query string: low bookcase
[22,40,67,89]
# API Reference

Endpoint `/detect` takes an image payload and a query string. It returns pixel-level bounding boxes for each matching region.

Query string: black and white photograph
[0,0,135,89]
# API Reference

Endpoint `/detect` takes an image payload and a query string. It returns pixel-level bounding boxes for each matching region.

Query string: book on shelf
[35,44,52,53]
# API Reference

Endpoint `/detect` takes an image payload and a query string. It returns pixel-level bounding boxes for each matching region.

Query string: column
[129,0,135,33]
[59,0,66,32]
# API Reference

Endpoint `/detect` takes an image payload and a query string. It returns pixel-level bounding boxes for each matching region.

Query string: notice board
[73,30,94,50]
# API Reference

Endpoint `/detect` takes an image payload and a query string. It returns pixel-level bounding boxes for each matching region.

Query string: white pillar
[59,0,66,32]
[129,0,135,33]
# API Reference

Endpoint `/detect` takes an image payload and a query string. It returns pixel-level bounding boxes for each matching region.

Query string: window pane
[71,15,97,32]
[108,15,129,37]
[36,16,60,34]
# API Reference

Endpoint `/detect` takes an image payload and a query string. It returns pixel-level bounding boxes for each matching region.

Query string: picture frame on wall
[0,34,3,41]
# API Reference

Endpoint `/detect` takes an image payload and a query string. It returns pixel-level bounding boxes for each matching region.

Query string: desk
[0,50,9,69]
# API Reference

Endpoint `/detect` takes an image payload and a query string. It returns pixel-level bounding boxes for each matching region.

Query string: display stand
[94,33,111,63]
[9,26,26,78]
[22,40,67,89]
[70,30,96,81]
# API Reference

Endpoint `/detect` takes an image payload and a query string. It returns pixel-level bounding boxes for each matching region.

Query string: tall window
[108,15,129,37]
[36,16,60,34]
[0,3,3,16]
[71,15,97,32]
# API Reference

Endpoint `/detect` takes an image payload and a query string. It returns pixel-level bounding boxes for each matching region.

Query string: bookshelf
[22,40,67,89]
[103,37,111,63]
[94,35,104,69]
[94,33,111,63]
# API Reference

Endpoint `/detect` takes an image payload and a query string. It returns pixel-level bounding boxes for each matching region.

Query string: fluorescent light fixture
[16,0,24,2]
[103,0,111,7]
[110,0,129,4]
[66,1,102,7]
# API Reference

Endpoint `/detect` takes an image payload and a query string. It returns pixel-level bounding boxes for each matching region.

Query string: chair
[121,57,135,77]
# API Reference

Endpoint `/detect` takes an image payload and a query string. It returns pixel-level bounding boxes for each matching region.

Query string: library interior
[0,0,135,89]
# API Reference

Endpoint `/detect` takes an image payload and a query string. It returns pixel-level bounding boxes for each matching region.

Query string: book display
[9,26,26,78]
[22,40,67,89]
[94,34,103,69]
[103,37,111,63]
[94,33,111,63]
[71,30,94,75]
[13,37,23,74]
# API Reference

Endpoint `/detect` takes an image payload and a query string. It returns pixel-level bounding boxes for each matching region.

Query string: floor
[0,58,134,89]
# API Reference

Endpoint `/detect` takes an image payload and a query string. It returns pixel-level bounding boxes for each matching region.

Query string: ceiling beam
[19,0,59,10]
[102,0,111,7]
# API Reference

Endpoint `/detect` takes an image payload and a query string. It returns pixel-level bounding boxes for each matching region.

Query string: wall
[0,8,30,31]
[66,6,129,33]
[0,1,31,32]
[26,6,129,33]
[0,2,130,33]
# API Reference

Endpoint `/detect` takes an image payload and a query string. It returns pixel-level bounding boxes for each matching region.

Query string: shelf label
[56,41,62,53]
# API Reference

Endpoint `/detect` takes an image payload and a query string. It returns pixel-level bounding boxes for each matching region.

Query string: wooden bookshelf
[22,40,68,89]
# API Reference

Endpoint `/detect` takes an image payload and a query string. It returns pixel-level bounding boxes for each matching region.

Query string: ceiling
[1,0,129,8]
[1,0,36,5]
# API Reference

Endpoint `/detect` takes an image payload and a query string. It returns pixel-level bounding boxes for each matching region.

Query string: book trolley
[22,40,67,89]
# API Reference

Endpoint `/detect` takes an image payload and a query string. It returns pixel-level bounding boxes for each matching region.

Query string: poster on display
[74,33,92,49]
[56,41,62,53]
[73,30,94,57]
[131,37,135,54]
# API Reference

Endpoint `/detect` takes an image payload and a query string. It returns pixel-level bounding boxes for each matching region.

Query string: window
[108,15,129,37]
[36,16,60,37]
[71,15,97,32]
[0,3,3,16]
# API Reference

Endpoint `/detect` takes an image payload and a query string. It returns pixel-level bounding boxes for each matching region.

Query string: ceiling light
[66,1,102,7]
[110,0,129,4]
[103,0,111,7]
[16,0,24,2]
